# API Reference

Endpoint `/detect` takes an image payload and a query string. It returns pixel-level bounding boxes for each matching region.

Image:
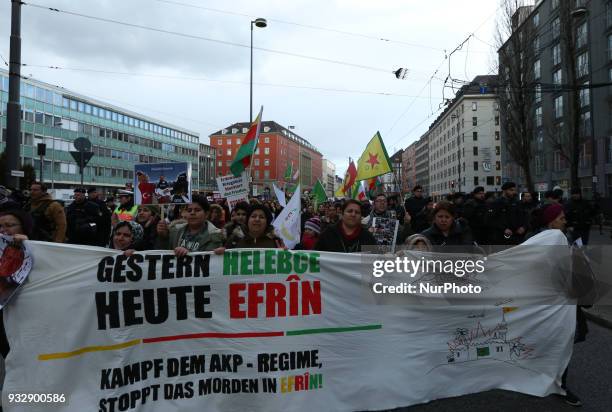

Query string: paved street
[385,228,612,412]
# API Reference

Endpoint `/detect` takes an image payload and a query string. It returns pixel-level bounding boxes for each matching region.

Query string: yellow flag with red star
[355,131,392,181]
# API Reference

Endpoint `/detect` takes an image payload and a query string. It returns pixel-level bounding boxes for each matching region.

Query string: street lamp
[250,18,267,122]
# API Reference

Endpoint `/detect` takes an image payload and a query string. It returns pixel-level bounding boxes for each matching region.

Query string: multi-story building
[321,159,336,197]
[428,75,501,199]
[198,143,216,192]
[415,133,430,194]
[0,69,200,197]
[402,142,417,193]
[499,0,612,197]
[389,149,403,193]
[334,175,343,196]
[210,121,322,192]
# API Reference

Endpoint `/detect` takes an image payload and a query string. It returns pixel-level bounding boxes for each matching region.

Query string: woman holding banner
[108,221,143,255]
[315,200,376,253]
[155,195,224,256]
[223,204,284,250]
[421,201,472,246]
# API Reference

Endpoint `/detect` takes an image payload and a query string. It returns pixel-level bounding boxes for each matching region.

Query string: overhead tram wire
[383,4,502,148]
[22,1,395,75]
[19,63,440,98]
[150,0,492,54]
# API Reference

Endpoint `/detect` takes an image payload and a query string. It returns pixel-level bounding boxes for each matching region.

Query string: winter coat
[26,193,66,243]
[135,216,161,250]
[66,200,102,246]
[421,220,473,246]
[225,225,284,249]
[155,220,224,252]
[315,222,376,253]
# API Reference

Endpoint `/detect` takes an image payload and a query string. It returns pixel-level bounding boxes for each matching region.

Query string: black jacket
[66,200,102,246]
[462,198,490,245]
[421,220,473,246]
[490,196,528,245]
[315,222,376,253]
[565,198,594,231]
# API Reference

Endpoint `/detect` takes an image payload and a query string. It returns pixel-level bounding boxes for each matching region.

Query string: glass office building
[0,69,199,195]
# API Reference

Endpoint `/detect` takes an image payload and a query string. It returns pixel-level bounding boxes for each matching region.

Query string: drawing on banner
[134,162,192,205]
[0,235,33,309]
[444,309,534,365]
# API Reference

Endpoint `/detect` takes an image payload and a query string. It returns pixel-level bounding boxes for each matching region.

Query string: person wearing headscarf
[109,221,144,255]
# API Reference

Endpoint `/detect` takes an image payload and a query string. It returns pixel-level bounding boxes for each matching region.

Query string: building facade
[500,0,612,197]
[428,75,501,199]
[402,142,417,193]
[198,143,216,192]
[210,121,322,192]
[414,133,430,194]
[321,159,336,197]
[0,69,200,198]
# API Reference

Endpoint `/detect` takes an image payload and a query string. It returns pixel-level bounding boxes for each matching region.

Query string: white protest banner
[216,172,249,211]
[273,183,286,207]
[273,185,301,249]
[3,232,575,411]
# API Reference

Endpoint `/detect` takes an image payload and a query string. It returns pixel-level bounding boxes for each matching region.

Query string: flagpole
[247,107,263,197]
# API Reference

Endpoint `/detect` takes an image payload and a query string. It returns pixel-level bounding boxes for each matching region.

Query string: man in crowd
[364,194,412,243]
[565,188,595,245]
[490,182,528,245]
[25,182,66,242]
[87,187,112,245]
[462,186,489,245]
[66,188,103,246]
[111,190,138,225]
[405,185,427,231]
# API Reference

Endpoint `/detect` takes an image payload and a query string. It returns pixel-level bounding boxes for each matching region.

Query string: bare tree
[496,0,537,192]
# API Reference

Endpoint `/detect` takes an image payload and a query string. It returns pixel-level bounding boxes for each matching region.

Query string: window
[226,149,232,156]
[496,161,501,171]
[473,161,478,171]
[495,116,500,126]
[535,84,542,103]
[495,146,500,156]
[552,0,559,10]
[264,147,270,155]
[576,22,587,48]
[34,111,43,124]
[533,59,541,80]
[254,159,260,166]
[608,35,612,61]
[553,69,562,85]
[264,170,270,179]
[264,159,270,166]
[533,37,540,54]
[473,146,478,156]
[472,117,477,126]
[552,44,561,66]
[235,138,240,145]
[533,12,540,27]
[264,137,269,143]
[471,102,477,111]
[552,17,560,39]
[581,111,591,136]
[608,1,612,28]
[218,161,222,167]
[535,107,543,127]
[495,131,500,140]
[487,176,494,186]
[577,52,589,78]
[473,132,478,141]
[580,83,590,108]
[554,96,564,119]
[474,176,479,186]
[24,110,34,122]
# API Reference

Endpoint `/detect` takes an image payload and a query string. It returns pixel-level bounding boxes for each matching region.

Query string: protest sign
[371,217,399,252]
[134,162,192,205]
[0,235,32,309]
[3,233,575,411]
[216,172,249,211]
[273,183,286,207]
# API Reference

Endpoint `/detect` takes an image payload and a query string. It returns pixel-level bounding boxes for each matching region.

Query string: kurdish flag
[312,179,327,207]
[367,176,382,198]
[230,106,263,177]
[356,132,392,181]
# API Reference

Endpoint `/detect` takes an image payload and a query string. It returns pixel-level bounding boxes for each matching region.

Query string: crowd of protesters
[0,179,604,407]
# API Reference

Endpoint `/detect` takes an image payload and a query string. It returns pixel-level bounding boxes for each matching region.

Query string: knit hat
[542,203,564,227]
[304,217,321,235]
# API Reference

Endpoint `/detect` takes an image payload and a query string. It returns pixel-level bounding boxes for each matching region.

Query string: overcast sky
[0,0,500,174]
